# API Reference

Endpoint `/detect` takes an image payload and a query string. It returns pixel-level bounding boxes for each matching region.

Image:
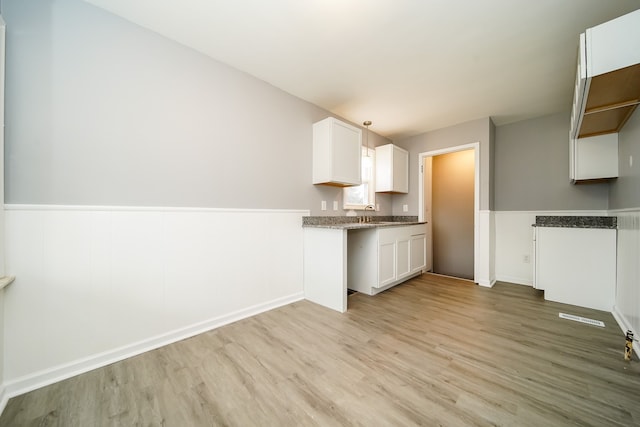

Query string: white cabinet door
[536,227,616,312]
[574,133,618,181]
[377,228,397,288]
[313,117,362,186]
[375,144,409,193]
[396,236,411,280]
[377,241,396,288]
[410,234,426,274]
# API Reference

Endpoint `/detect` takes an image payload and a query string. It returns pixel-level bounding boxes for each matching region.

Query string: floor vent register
[559,312,605,327]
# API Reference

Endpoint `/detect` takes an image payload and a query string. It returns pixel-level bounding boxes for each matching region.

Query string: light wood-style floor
[2,274,639,426]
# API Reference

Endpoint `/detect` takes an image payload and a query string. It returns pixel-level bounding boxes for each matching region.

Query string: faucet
[364,204,375,222]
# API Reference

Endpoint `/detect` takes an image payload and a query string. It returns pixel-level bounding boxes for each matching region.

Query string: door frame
[418,142,480,283]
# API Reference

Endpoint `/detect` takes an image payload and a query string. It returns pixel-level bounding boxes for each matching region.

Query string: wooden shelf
[578,63,640,138]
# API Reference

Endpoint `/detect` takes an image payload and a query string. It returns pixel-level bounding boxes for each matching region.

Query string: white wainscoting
[494,210,607,286]
[1,204,307,402]
[611,208,640,355]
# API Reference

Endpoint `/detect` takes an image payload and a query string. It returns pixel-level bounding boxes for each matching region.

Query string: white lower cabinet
[348,224,427,295]
[410,233,427,274]
[534,226,616,312]
[395,236,411,281]
[377,239,396,287]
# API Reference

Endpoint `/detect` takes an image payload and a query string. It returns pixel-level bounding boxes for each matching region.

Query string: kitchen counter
[302,216,427,312]
[533,217,616,311]
[533,215,617,229]
[302,215,425,230]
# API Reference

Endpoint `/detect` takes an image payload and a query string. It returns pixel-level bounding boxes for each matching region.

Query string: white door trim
[418,142,480,283]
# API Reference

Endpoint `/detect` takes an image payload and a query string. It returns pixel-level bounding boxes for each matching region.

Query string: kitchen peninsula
[303,217,427,312]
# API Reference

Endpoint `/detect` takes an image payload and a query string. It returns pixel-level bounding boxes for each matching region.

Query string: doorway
[419,143,479,282]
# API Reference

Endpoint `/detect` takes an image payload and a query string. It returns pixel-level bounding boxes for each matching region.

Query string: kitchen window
[343,147,376,210]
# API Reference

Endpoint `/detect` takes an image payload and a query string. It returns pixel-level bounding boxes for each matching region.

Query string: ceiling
[84,0,640,139]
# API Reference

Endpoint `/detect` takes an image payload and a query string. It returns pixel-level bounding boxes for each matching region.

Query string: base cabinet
[378,239,396,287]
[349,224,427,295]
[410,234,427,274]
[534,226,616,311]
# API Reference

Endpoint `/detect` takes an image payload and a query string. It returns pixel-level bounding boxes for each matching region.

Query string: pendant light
[363,120,372,156]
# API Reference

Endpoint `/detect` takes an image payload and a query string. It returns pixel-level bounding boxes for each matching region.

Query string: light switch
[321,201,327,211]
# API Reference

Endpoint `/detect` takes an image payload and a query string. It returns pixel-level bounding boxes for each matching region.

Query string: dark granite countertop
[533,216,617,229]
[303,216,426,230]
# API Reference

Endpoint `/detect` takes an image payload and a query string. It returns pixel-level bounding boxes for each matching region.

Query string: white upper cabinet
[375,144,408,193]
[569,9,640,183]
[312,117,362,186]
[573,133,619,181]
[571,9,640,139]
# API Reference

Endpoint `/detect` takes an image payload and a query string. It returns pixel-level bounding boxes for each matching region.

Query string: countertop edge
[303,221,427,230]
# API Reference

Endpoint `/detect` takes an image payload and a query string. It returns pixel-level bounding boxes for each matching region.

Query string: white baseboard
[0,384,8,418]
[478,279,496,288]
[612,305,637,358]
[495,275,533,286]
[1,292,303,403]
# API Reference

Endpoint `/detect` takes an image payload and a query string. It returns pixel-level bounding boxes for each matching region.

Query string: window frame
[343,146,376,210]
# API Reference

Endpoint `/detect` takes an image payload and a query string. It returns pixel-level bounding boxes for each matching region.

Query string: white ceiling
[84,0,640,139]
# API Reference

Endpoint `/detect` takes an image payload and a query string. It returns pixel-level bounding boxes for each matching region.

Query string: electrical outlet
[376,204,380,211]
[523,255,530,263]
[403,204,408,212]
[321,201,327,211]
[333,201,339,211]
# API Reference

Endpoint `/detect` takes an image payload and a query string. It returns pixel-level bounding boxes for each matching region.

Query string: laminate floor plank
[1,274,639,426]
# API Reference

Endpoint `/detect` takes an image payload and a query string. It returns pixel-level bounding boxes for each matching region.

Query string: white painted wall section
[2,205,306,396]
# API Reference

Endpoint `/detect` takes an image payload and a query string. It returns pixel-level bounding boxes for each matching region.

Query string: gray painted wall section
[394,117,492,214]
[2,0,391,215]
[494,112,609,211]
[609,110,640,210]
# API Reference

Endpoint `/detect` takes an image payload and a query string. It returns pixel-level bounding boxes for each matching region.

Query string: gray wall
[2,0,391,215]
[609,109,640,210]
[394,117,493,214]
[494,112,609,211]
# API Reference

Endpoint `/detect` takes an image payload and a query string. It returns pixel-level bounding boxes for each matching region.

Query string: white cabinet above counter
[375,144,409,193]
[569,9,640,184]
[571,9,640,140]
[312,117,362,187]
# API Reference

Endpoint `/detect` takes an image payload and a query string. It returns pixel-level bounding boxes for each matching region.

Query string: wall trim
[1,291,303,404]
[495,275,531,286]
[4,203,309,214]
[0,385,7,419]
[477,279,496,288]
[608,207,640,213]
